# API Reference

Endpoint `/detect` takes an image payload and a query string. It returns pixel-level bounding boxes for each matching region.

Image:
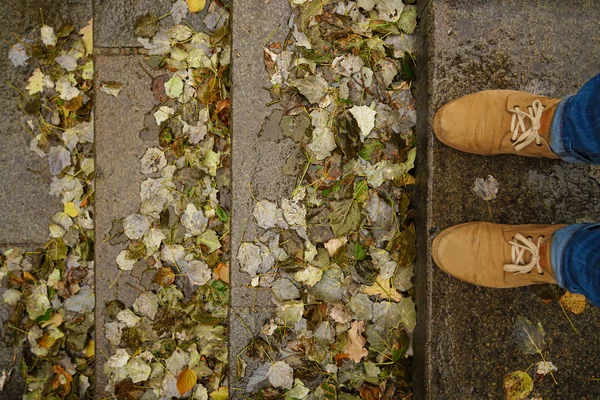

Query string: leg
[552,223,600,307]
[550,73,600,164]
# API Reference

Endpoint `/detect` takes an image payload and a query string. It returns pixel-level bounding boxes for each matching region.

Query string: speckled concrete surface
[0,2,91,398]
[229,0,294,309]
[416,1,600,399]
[0,0,91,245]
[94,54,161,397]
[94,0,209,48]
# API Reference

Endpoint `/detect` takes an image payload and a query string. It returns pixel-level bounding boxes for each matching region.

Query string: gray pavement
[416,1,600,399]
[0,2,91,398]
[229,0,294,393]
[0,0,91,245]
[94,53,161,397]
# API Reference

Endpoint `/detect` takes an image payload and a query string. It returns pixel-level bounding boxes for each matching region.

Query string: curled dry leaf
[559,291,586,314]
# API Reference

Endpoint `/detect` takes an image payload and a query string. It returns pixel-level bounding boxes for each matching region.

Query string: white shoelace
[509,100,545,151]
[503,233,544,274]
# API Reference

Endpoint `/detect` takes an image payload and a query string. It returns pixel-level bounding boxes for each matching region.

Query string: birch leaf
[123,214,150,240]
[126,358,152,383]
[237,242,261,277]
[183,260,212,286]
[79,20,93,56]
[473,175,499,201]
[41,25,57,46]
[349,106,377,142]
[181,203,208,236]
[132,291,159,320]
[291,75,328,104]
[100,81,123,97]
[9,43,29,67]
[308,109,336,161]
[377,0,405,22]
[165,76,184,98]
[171,0,189,24]
[48,146,71,175]
[140,147,167,174]
[267,361,294,390]
[253,199,288,230]
[503,371,533,400]
[187,0,207,12]
[513,316,545,355]
[329,200,362,237]
[177,368,197,395]
[559,291,586,315]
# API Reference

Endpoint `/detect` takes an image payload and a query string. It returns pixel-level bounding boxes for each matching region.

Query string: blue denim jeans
[548,74,600,307]
[552,224,600,307]
[550,73,600,163]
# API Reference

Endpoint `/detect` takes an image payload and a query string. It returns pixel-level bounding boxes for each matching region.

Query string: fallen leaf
[349,105,377,142]
[79,20,93,55]
[134,14,160,38]
[362,275,402,302]
[187,0,206,12]
[100,81,123,97]
[473,175,499,201]
[345,320,368,363]
[171,0,189,24]
[559,291,586,314]
[153,267,175,287]
[503,371,533,400]
[267,361,294,389]
[177,368,198,395]
[9,43,29,67]
[513,315,545,355]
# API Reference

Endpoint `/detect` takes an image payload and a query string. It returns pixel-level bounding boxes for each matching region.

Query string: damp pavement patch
[416,1,600,399]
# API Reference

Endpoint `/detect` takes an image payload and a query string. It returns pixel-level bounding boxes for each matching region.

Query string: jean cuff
[551,223,585,288]
[549,95,580,163]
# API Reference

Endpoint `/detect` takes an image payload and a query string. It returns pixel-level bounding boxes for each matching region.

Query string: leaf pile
[236,0,418,397]
[3,20,95,399]
[103,1,230,398]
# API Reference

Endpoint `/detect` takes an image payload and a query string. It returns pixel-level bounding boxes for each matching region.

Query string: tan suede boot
[432,222,566,288]
[434,90,562,158]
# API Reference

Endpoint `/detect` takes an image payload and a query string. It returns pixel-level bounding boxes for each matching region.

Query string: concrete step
[416,1,600,398]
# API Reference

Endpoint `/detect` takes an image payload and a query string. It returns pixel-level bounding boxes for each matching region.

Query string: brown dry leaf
[52,364,73,396]
[560,291,586,314]
[187,0,206,12]
[177,367,198,395]
[79,19,93,56]
[153,267,175,287]
[345,320,368,363]
[359,383,381,400]
[361,275,402,302]
[40,312,63,329]
[215,262,229,284]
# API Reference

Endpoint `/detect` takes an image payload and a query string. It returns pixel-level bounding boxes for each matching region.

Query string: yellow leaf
[177,368,198,396]
[209,387,229,400]
[64,202,78,217]
[79,19,93,56]
[40,313,63,329]
[187,0,206,13]
[361,275,402,302]
[560,291,586,315]
[83,340,95,358]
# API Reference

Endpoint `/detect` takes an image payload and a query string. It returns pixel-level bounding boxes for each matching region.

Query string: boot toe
[432,222,501,287]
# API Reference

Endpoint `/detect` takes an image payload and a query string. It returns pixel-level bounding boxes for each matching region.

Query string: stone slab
[228,307,274,397]
[94,0,209,48]
[94,54,160,396]
[416,1,600,399]
[230,0,295,308]
[0,0,92,245]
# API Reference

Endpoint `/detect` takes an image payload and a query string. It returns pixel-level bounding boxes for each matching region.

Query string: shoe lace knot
[509,100,545,151]
[503,233,545,275]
